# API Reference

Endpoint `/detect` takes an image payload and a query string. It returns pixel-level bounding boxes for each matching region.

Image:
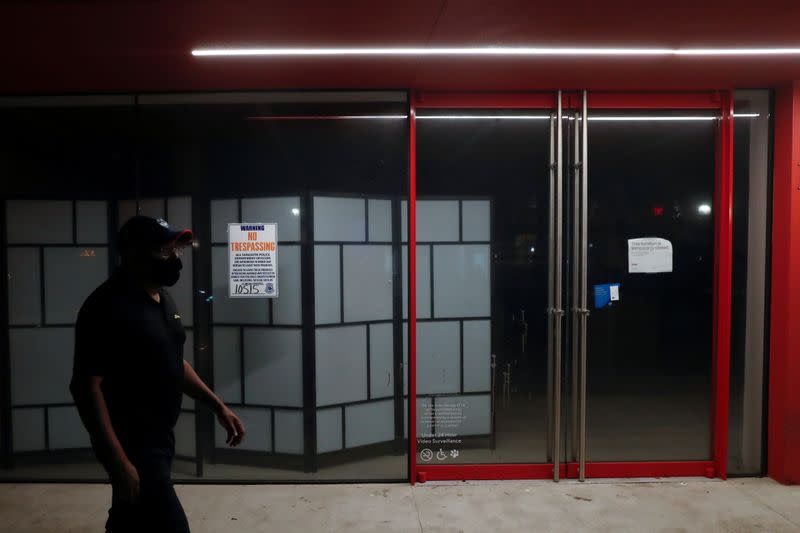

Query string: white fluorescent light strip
[247,113,758,121]
[418,115,709,121]
[564,116,714,121]
[192,46,800,57]
[320,115,407,119]
[336,114,406,119]
[247,115,407,119]
[416,115,549,120]
[675,48,800,55]
[588,116,716,121]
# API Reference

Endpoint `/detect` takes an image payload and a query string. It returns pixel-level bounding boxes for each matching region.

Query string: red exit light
[652,206,665,217]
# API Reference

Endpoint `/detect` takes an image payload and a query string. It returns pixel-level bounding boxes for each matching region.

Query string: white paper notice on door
[628,238,673,274]
[610,284,620,301]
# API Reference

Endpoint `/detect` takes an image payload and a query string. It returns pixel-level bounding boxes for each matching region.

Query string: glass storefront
[0,93,409,481]
[409,94,750,481]
[415,109,550,466]
[0,90,771,482]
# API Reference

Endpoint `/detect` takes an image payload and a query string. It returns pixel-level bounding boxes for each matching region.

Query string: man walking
[70,215,246,532]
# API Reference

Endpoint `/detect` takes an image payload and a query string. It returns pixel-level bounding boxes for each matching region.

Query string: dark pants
[105,453,190,533]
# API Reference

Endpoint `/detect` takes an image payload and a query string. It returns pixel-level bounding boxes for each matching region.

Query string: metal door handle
[550,91,565,482]
[578,90,589,482]
[571,109,582,467]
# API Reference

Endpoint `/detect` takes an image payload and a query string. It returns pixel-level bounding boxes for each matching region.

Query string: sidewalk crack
[411,487,425,532]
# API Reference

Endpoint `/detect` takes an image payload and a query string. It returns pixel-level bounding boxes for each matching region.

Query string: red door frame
[408,90,733,483]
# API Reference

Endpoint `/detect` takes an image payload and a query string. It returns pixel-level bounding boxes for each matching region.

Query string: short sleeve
[72,300,112,378]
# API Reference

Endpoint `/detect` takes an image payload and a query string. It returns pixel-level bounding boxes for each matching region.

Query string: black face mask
[149,256,182,287]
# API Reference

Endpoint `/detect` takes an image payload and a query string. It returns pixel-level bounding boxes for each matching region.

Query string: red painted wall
[3,2,800,93]
[769,81,800,485]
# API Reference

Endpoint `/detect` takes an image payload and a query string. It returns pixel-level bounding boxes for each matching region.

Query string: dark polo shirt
[71,267,186,463]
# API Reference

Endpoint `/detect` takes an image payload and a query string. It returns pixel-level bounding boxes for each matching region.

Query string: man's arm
[183,360,246,446]
[69,376,139,502]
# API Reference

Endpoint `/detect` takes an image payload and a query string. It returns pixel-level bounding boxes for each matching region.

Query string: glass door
[410,94,562,481]
[561,92,733,480]
[408,91,733,483]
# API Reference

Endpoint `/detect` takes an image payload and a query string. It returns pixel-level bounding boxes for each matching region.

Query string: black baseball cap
[118,215,193,254]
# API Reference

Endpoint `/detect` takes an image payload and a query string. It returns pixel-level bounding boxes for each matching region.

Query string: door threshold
[562,477,723,485]
[419,477,722,487]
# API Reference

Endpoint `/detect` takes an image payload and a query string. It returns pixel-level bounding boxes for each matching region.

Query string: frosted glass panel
[404,400,408,439]
[433,245,490,318]
[402,246,408,318]
[342,245,393,322]
[417,200,459,242]
[242,197,301,242]
[117,199,136,229]
[244,328,303,407]
[314,197,365,242]
[44,247,108,324]
[369,323,394,399]
[316,408,342,453]
[463,320,491,392]
[175,413,196,457]
[274,409,304,454]
[167,197,192,232]
[211,199,238,244]
[6,200,72,244]
[315,326,367,406]
[183,334,195,368]
[401,200,408,242]
[435,395,491,437]
[272,245,302,325]
[403,322,409,396]
[461,200,490,242]
[171,249,193,327]
[368,199,392,242]
[10,328,74,405]
[417,321,460,395]
[402,245,431,319]
[216,407,270,452]
[7,247,41,325]
[48,406,91,449]
[76,201,108,244]
[212,246,269,324]
[12,408,45,452]
[137,198,165,220]
[314,245,340,324]
[212,327,242,403]
[119,198,165,225]
[183,335,195,409]
[416,398,432,439]
[345,400,394,448]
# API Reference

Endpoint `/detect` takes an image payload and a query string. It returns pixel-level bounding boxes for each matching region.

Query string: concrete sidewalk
[1,477,799,532]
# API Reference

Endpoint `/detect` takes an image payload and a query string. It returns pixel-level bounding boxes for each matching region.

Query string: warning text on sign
[228,223,278,298]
